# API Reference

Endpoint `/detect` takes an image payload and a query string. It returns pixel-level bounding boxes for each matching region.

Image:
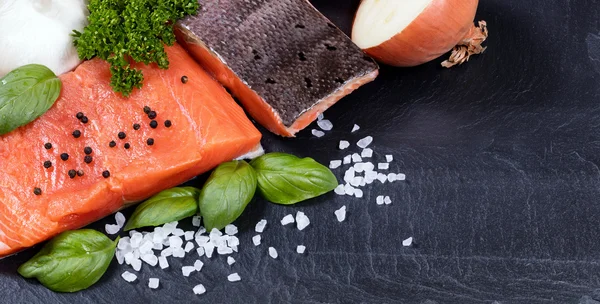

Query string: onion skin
[358,0,479,67]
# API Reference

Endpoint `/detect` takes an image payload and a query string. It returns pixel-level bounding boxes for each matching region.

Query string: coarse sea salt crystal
[344,183,355,196]
[376,196,384,205]
[148,278,159,289]
[384,196,392,205]
[122,271,137,283]
[203,243,215,258]
[357,136,373,148]
[354,162,364,172]
[334,184,345,195]
[193,284,206,295]
[184,242,195,253]
[117,237,131,250]
[402,237,413,247]
[351,153,362,163]
[343,155,352,164]
[196,247,205,257]
[169,236,183,248]
[317,119,333,131]
[162,221,178,235]
[339,140,350,150]
[184,231,195,241]
[182,266,195,277]
[209,228,223,238]
[217,245,233,255]
[196,226,207,236]
[124,252,135,264]
[354,189,364,198]
[350,176,362,187]
[296,245,306,254]
[317,113,324,121]
[252,235,261,246]
[195,235,210,246]
[344,167,355,183]
[227,236,240,248]
[312,129,325,137]
[387,173,397,182]
[130,233,143,248]
[335,206,347,222]
[396,173,406,181]
[268,247,278,259]
[296,212,310,231]
[158,256,169,269]
[194,260,204,271]
[329,160,342,169]
[173,228,185,237]
[192,215,202,227]
[386,155,393,162]
[377,173,387,184]
[225,224,238,235]
[352,124,360,132]
[131,258,142,271]
[153,242,163,251]
[115,212,126,228]
[161,247,173,257]
[255,219,267,233]
[173,247,186,258]
[141,254,158,267]
[139,240,153,254]
[227,256,236,265]
[363,162,375,172]
[105,224,120,235]
[228,273,241,282]
[116,251,125,265]
[281,214,295,225]
[361,148,373,158]
[378,163,389,170]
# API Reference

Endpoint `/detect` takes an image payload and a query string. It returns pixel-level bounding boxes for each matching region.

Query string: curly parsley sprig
[73,0,199,96]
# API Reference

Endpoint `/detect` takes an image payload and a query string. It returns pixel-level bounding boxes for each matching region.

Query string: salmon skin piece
[0,43,262,257]
[176,0,379,137]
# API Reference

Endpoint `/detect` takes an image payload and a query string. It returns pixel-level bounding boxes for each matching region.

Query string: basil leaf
[0,64,61,135]
[198,160,257,231]
[250,153,338,205]
[18,229,118,293]
[124,187,200,231]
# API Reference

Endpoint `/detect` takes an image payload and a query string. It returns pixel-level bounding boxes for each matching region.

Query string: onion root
[441,20,488,68]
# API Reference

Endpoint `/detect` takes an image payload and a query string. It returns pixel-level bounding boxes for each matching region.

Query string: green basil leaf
[250,153,338,205]
[0,64,61,135]
[124,187,200,231]
[198,160,257,231]
[18,229,118,293]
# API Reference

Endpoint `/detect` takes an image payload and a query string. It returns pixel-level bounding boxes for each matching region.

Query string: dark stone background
[1,0,599,303]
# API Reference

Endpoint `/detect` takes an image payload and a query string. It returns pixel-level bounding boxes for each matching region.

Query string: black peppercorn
[72,130,81,138]
[68,169,77,179]
[43,161,52,168]
[44,143,52,150]
[143,106,151,114]
[76,112,84,120]
[118,132,126,139]
[181,76,188,83]
[77,170,84,177]
[81,116,89,124]
[60,153,69,161]
[109,141,116,148]
[147,138,154,146]
[133,123,141,130]
[102,170,110,178]
[33,187,42,195]
[84,147,92,155]
[84,155,93,164]
[148,111,157,119]
[164,120,172,128]
[149,120,158,129]
[124,143,131,149]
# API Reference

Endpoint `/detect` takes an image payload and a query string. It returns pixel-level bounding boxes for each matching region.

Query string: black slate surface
[1,0,599,303]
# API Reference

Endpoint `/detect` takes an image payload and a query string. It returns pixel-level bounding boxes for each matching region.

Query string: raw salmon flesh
[0,44,262,257]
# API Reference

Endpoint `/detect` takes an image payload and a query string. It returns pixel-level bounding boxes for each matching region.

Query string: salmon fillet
[176,0,379,137]
[0,43,262,257]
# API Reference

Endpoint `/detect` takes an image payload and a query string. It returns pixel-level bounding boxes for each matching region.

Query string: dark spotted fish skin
[178,0,379,127]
